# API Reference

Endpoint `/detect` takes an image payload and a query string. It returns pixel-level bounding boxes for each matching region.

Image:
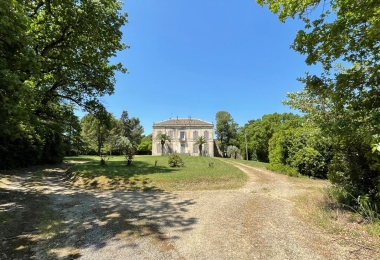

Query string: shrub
[137,141,152,155]
[268,127,332,179]
[290,147,326,178]
[87,149,98,155]
[168,153,184,167]
[227,145,240,159]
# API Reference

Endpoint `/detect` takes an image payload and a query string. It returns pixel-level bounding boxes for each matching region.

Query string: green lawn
[218,158,269,169]
[64,155,247,191]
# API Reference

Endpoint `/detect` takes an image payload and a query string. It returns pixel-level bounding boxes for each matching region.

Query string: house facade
[152,118,214,156]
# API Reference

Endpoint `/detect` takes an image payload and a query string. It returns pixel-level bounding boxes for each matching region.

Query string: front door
[180,143,186,153]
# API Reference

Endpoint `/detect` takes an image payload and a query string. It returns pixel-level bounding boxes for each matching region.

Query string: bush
[227,145,240,159]
[168,153,184,167]
[290,147,326,178]
[137,141,152,155]
[87,149,98,155]
[268,127,332,179]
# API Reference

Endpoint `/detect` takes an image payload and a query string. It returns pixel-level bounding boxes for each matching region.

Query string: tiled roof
[154,118,213,126]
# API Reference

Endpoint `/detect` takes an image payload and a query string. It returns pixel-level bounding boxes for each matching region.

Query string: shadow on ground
[0,164,197,259]
[67,160,179,178]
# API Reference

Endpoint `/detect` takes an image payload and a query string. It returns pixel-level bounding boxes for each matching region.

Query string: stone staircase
[213,139,223,157]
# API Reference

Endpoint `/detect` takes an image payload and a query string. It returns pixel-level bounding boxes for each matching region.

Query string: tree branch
[28,1,44,17]
[41,25,73,57]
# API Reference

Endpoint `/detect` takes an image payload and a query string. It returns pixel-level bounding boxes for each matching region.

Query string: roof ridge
[153,118,213,125]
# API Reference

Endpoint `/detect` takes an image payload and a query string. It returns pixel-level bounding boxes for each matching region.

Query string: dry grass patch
[293,186,380,257]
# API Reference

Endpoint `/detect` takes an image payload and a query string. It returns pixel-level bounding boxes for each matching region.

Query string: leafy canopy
[257,0,380,205]
[215,111,238,149]
[1,0,128,168]
[257,0,380,133]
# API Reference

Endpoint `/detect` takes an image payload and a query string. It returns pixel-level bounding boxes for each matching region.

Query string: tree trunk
[199,145,202,156]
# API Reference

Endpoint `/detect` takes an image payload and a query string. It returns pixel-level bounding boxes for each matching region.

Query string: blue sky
[79,0,323,135]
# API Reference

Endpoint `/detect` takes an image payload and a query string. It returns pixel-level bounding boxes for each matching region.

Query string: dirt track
[0,161,377,259]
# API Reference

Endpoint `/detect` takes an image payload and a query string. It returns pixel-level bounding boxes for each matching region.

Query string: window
[204,131,209,140]
[168,130,173,139]
[193,144,198,154]
[193,131,198,139]
[180,143,186,153]
[157,130,162,136]
[180,131,186,140]
[204,143,209,156]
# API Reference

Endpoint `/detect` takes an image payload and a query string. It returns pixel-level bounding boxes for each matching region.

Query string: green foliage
[155,133,171,156]
[137,141,152,155]
[268,127,332,178]
[100,157,106,166]
[141,134,152,143]
[257,0,380,207]
[168,153,184,167]
[326,186,380,224]
[117,136,132,155]
[0,0,128,169]
[215,111,238,151]
[290,147,325,177]
[327,137,380,203]
[126,148,134,166]
[238,113,304,162]
[80,112,113,155]
[120,111,144,149]
[227,145,240,159]
[266,163,301,177]
[195,136,207,156]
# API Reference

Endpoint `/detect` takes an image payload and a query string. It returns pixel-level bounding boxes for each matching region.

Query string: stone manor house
[152,117,215,156]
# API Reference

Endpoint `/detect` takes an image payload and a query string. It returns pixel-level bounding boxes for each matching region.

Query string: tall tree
[80,112,113,155]
[238,113,304,162]
[256,0,380,135]
[257,0,380,204]
[28,0,128,116]
[137,134,153,155]
[1,0,128,169]
[120,111,144,148]
[155,133,171,156]
[103,116,121,155]
[215,111,238,153]
[195,136,207,156]
[62,111,82,156]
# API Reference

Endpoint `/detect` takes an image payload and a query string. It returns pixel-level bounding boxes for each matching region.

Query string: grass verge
[64,155,248,191]
[219,158,269,169]
[293,185,380,255]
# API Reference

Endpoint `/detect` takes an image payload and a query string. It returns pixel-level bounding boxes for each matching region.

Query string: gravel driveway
[1,161,378,259]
